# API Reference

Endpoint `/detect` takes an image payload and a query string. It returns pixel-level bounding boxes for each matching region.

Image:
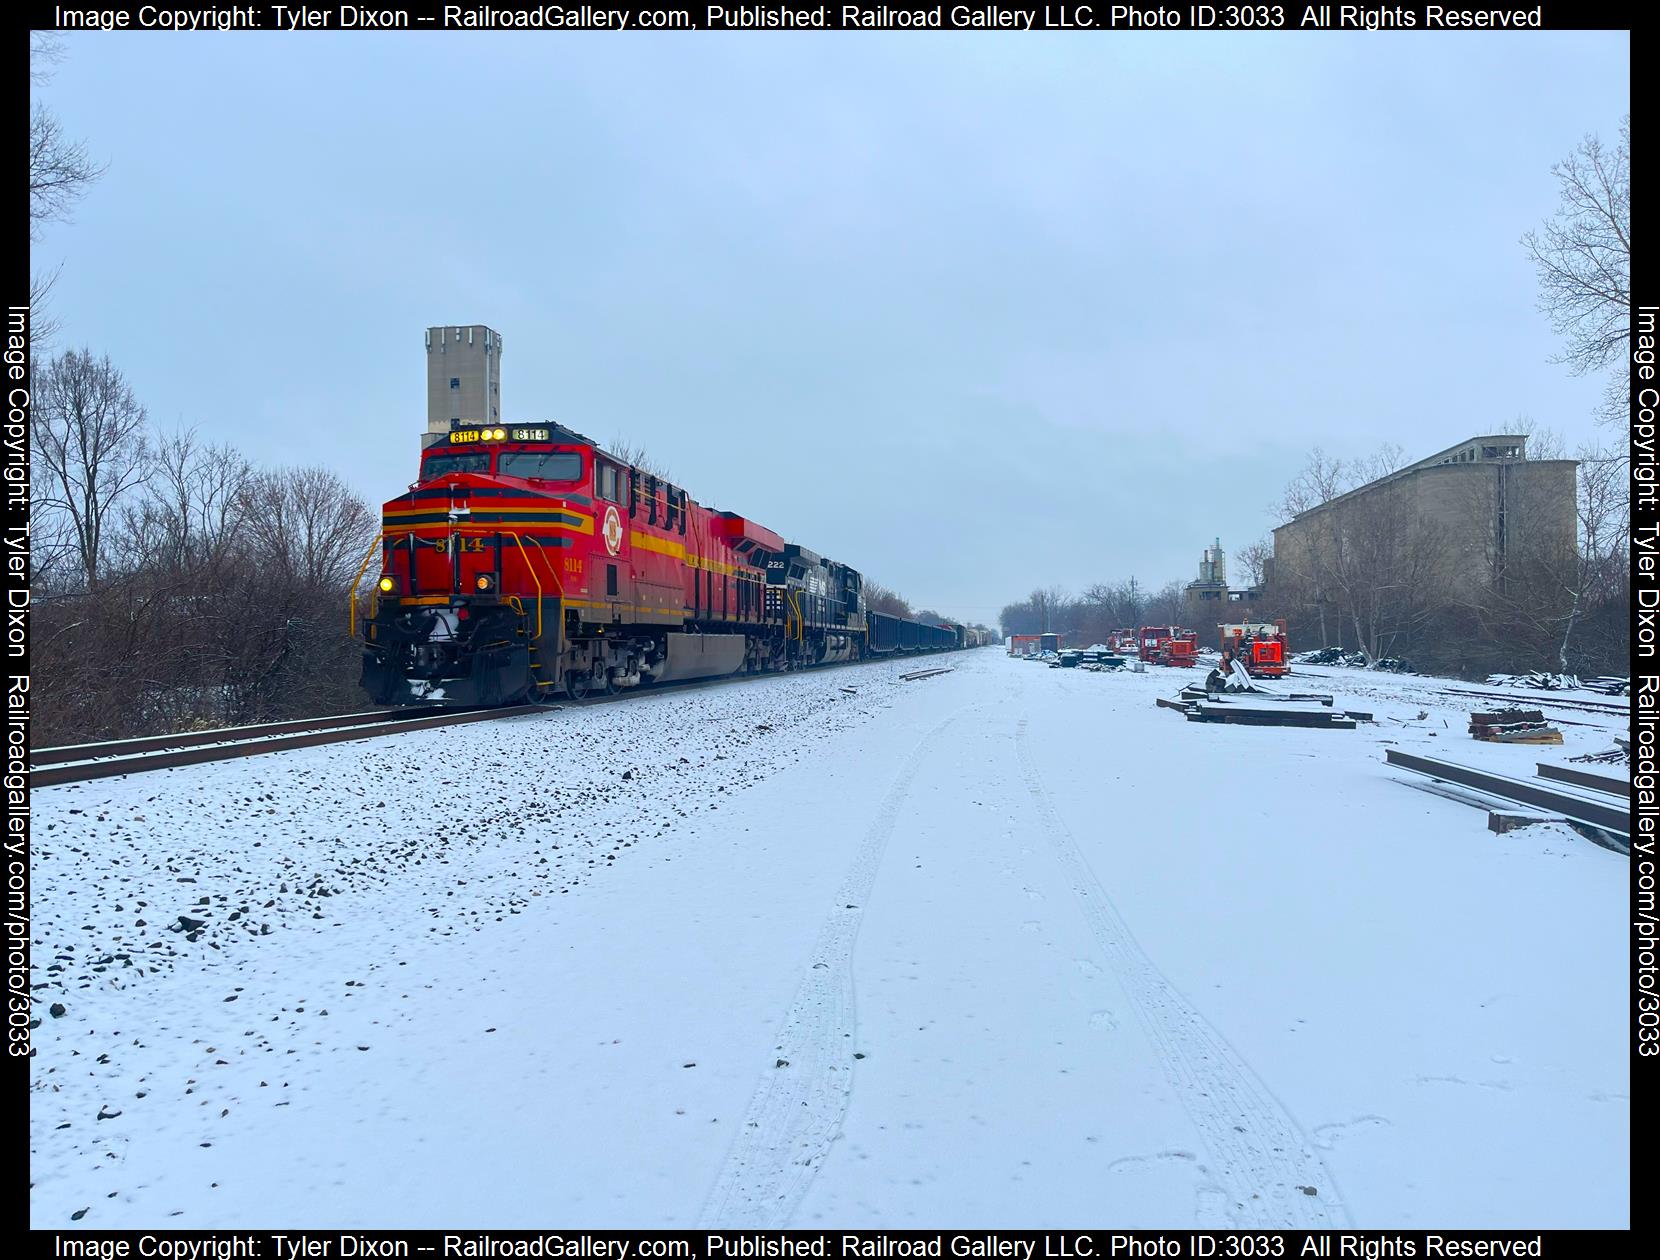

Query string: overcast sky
[33,31,1628,625]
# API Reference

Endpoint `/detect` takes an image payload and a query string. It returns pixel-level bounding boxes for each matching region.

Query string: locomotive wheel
[565,663,614,700]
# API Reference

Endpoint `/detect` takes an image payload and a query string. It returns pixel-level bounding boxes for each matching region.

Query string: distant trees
[999,579,1187,644]
[863,581,912,619]
[1523,115,1630,426]
[29,350,379,744]
[998,587,1065,636]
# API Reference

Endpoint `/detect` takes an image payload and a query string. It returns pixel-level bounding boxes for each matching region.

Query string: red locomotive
[356,420,964,705]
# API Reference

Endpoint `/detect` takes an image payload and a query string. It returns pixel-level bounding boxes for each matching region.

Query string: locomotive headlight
[492,427,506,441]
[474,573,498,593]
[377,576,397,594]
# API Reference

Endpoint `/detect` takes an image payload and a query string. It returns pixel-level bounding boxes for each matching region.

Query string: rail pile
[1570,740,1630,766]
[1484,671,1629,696]
[899,667,954,682]
[1385,749,1629,852]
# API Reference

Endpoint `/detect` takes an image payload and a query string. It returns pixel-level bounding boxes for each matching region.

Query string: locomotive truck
[355,420,964,705]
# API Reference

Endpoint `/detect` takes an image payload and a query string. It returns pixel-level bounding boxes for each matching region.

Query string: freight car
[355,420,964,705]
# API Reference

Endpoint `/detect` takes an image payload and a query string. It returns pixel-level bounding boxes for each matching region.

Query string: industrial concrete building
[1184,538,1265,621]
[424,325,503,447]
[1270,434,1578,596]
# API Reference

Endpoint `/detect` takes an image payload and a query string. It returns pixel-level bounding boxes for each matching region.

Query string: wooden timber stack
[1468,709,1563,745]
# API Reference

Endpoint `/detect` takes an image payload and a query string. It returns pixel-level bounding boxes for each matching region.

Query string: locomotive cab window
[422,451,490,478]
[596,462,623,504]
[499,451,582,482]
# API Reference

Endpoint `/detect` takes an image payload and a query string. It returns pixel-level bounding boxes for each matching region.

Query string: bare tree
[121,430,252,572]
[1276,446,1349,518]
[1349,442,1407,487]
[1319,482,1454,663]
[1523,116,1630,425]
[32,349,151,590]
[29,266,64,353]
[1140,581,1187,629]
[29,35,104,353]
[241,465,377,590]
[1024,586,1068,633]
[1234,537,1272,588]
[1509,412,1566,460]
[1273,448,1351,647]
[863,581,912,619]
[1571,441,1631,671]
[607,436,672,481]
[29,103,102,236]
[1074,579,1148,641]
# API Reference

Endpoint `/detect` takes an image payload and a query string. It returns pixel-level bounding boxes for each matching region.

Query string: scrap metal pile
[1155,658,1370,730]
[1484,671,1629,695]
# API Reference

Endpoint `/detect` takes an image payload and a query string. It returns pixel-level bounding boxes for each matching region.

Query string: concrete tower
[424,325,503,447]
[1199,538,1227,585]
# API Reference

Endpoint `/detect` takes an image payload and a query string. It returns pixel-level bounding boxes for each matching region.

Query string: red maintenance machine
[355,419,966,705]
[1108,629,1140,655]
[1137,626,1199,667]
[1219,620,1289,678]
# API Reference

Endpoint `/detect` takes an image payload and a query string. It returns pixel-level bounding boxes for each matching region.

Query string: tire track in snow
[1015,719,1345,1228]
[700,711,966,1227]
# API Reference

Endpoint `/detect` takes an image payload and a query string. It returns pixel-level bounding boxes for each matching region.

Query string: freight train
[356,420,975,705]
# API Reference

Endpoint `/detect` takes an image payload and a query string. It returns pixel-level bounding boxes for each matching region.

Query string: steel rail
[29,708,484,767]
[1290,668,1629,717]
[30,706,542,789]
[1535,763,1630,796]
[1384,749,1630,836]
[1431,687,1629,717]
[32,648,978,789]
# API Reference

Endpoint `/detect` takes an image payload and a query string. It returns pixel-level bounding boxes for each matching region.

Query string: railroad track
[30,704,539,789]
[31,651,972,789]
[1429,687,1630,718]
[1291,668,1630,719]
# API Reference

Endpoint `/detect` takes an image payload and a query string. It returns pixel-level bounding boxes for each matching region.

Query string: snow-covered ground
[29,652,1628,1228]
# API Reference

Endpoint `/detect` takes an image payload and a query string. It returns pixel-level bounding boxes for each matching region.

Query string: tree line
[999,578,1189,644]
[30,349,379,746]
